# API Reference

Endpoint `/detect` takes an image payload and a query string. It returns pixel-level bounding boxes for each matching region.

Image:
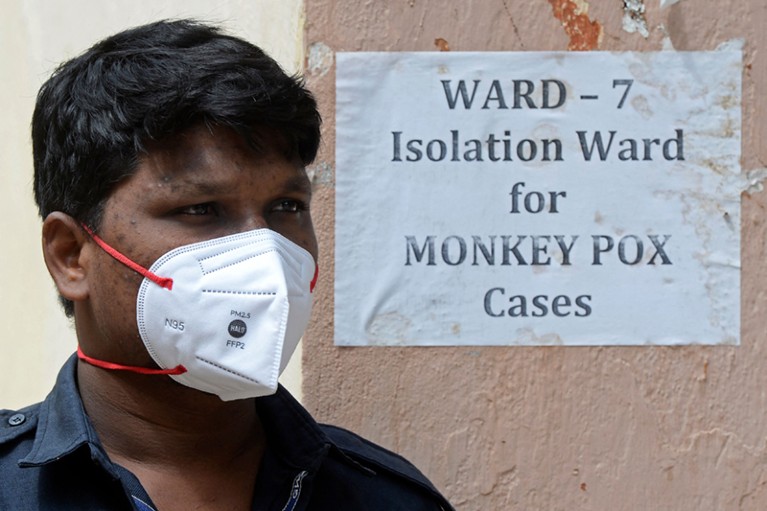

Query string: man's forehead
[137,124,308,188]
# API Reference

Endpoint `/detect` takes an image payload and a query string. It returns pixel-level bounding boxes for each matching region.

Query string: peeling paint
[434,37,450,51]
[306,160,334,186]
[716,38,744,52]
[622,0,649,38]
[660,0,681,8]
[548,0,602,51]
[307,41,334,78]
[742,168,767,195]
[515,328,564,345]
[657,24,675,50]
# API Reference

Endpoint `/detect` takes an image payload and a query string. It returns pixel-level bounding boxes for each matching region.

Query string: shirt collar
[18,355,100,468]
[257,390,375,477]
[257,383,332,471]
[17,354,359,476]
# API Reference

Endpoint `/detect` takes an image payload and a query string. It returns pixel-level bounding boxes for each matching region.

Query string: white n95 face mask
[79,226,317,401]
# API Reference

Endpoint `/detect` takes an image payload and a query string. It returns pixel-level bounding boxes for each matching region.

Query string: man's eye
[179,203,215,215]
[273,200,306,213]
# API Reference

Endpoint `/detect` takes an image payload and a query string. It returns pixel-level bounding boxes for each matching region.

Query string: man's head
[32,19,321,316]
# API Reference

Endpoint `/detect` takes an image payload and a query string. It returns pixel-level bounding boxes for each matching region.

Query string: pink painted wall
[302,1,767,508]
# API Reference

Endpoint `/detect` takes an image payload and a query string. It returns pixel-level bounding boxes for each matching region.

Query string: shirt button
[8,413,26,426]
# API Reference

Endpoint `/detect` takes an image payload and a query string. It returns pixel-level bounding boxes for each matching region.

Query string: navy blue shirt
[0,356,454,510]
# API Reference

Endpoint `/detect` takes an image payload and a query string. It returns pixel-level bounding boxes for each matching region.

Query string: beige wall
[0,0,305,409]
[302,1,767,509]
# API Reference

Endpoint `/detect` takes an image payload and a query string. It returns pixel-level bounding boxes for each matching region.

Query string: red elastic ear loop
[310,264,319,293]
[77,346,187,375]
[81,224,173,290]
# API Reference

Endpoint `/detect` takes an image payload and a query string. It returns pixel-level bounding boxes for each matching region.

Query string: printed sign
[334,51,741,346]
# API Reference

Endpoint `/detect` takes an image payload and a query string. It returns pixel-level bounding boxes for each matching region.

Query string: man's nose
[238,214,270,233]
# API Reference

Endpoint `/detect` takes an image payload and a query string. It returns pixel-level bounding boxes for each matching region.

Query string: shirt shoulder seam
[320,424,454,510]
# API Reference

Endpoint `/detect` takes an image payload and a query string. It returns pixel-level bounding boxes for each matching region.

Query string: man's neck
[76,360,265,511]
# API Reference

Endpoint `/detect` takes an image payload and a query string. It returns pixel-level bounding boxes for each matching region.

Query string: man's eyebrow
[282,173,313,195]
[155,172,312,197]
[164,178,238,196]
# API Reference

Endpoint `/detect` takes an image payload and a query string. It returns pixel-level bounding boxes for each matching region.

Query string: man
[0,19,453,511]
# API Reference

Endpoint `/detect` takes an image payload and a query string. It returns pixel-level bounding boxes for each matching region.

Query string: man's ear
[42,212,91,303]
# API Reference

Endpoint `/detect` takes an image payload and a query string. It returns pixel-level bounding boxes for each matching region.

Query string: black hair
[32,19,321,316]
